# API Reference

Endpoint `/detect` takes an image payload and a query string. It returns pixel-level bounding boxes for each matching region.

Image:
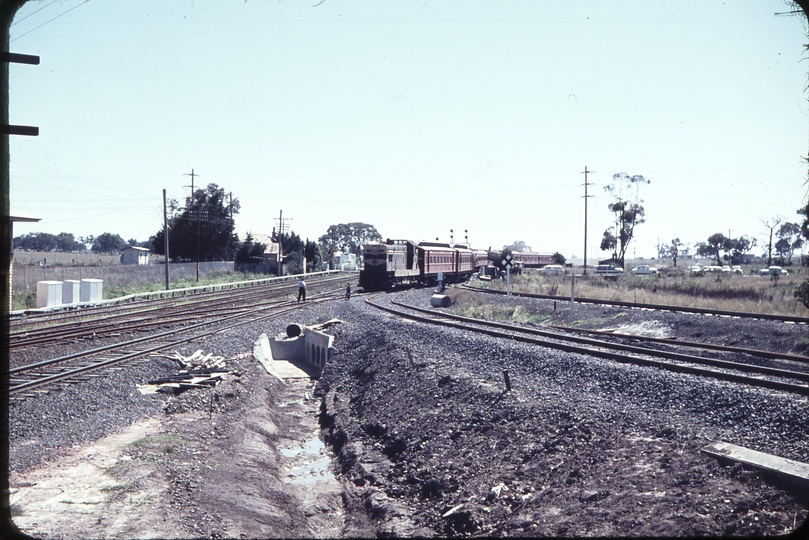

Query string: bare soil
[9,353,348,539]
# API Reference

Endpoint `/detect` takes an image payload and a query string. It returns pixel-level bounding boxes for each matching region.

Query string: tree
[669,238,685,267]
[318,222,382,268]
[775,222,802,265]
[151,183,240,262]
[234,233,266,266]
[279,231,305,274]
[504,240,531,252]
[727,236,756,265]
[761,217,783,267]
[552,252,566,265]
[696,233,730,265]
[12,232,85,252]
[304,239,321,272]
[92,232,128,254]
[600,172,650,267]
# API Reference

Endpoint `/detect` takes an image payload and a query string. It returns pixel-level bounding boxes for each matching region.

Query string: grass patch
[100,484,126,493]
[570,318,606,328]
[481,269,809,318]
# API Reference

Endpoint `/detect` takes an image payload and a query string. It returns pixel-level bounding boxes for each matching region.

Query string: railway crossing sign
[502,254,513,299]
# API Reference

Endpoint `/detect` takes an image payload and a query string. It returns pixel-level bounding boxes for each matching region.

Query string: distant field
[11,250,236,310]
[479,262,809,318]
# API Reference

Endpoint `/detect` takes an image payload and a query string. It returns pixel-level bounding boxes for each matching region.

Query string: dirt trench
[9,354,348,539]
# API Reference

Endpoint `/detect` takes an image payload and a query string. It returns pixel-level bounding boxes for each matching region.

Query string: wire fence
[12,259,235,296]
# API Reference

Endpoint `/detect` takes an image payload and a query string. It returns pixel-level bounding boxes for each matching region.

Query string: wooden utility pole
[581,167,594,275]
[163,189,170,290]
[184,169,202,281]
[275,210,292,276]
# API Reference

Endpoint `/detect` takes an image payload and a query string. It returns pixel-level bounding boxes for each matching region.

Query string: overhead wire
[11,0,92,43]
[10,0,60,26]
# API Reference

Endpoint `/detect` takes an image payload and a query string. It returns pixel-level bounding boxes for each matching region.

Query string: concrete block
[304,327,334,370]
[269,334,305,362]
[267,325,335,377]
[80,279,103,302]
[702,441,809,488]
[62,279,81,304]
[431,294,451,307]
[36,281,63,308]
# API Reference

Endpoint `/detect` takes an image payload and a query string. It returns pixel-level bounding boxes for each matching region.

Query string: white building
[121,246,150,265]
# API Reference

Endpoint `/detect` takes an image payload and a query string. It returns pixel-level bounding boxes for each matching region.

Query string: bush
[793,279,809,309]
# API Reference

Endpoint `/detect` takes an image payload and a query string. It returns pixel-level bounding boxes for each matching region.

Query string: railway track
[366,293,809,396]
[7,285,353,400]
[9,273,354,349]
[461,283,809,325]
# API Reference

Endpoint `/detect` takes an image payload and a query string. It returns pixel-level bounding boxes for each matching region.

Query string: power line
[11,0,61,27]
[11,0,92,43]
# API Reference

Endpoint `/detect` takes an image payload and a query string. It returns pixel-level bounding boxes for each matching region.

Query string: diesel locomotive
[359,239,555,291]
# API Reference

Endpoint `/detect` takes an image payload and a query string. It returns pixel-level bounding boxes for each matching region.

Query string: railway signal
[502,254,514,299]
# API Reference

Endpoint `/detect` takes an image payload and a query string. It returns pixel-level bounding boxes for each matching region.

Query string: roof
[237,233,280,255]
[124,246,150,252]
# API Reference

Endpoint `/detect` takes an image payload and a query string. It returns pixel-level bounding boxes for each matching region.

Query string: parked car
[689,265,702,273]
[631,265,658,275]
[758,266,788,276]
[595,264,624,275]
[731,265,743,274]
[540,264,565,275]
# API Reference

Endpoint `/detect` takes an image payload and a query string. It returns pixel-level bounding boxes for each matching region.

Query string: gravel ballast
[7,287,809,537]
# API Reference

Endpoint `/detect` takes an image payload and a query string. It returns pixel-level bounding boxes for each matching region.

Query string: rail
[11,270,345,315]
[365,294,809,396]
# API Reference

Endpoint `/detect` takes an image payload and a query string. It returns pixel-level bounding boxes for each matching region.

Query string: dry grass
[11,250,241,310]
[475,268,809,318]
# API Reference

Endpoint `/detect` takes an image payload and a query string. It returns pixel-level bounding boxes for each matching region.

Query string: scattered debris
[137,350,229,394]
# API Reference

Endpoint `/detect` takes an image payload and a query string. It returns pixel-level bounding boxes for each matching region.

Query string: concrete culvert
[286,324,303,338]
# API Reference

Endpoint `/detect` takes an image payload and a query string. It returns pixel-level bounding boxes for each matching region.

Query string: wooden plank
[702,441,809,487]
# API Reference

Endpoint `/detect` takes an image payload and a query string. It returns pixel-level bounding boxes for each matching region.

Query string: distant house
[121,246,150,265]
[247,234,282,266]
[333,251,357,271]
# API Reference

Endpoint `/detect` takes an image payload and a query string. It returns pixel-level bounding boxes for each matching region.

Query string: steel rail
[548,325,809,365]
[10,274,354,335]
[365,295,809,396]
[461,284,809,324]
[7,289,346,396]
[9,274,354,348]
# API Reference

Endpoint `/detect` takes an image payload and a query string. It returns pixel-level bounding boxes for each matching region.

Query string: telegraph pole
[275,210,293,276]
[184,169,202,281]
[581,166,594,275]
[163,189,170,290]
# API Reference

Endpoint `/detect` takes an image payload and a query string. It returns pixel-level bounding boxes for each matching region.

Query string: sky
[7,0,809,262]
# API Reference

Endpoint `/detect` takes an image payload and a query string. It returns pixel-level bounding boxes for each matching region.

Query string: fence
[12,259,234,297]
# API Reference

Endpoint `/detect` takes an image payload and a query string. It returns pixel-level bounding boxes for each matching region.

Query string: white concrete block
[80,279,103,302]
[37,281,63,308]
[62,279,81,304]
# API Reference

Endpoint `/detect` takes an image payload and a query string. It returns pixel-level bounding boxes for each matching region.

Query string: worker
[346,283,351,300]
[297,279,306,302]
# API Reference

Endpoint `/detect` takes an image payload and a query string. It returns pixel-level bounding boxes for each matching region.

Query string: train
[359,239,556,292]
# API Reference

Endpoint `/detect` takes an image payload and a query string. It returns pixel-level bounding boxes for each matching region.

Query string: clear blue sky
[8,0,809,262]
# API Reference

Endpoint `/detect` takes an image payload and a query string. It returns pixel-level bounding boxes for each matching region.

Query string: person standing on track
[346,283,351,300]
[298,278,306,302]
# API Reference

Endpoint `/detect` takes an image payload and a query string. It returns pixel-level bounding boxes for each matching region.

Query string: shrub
[793,279,809,309]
